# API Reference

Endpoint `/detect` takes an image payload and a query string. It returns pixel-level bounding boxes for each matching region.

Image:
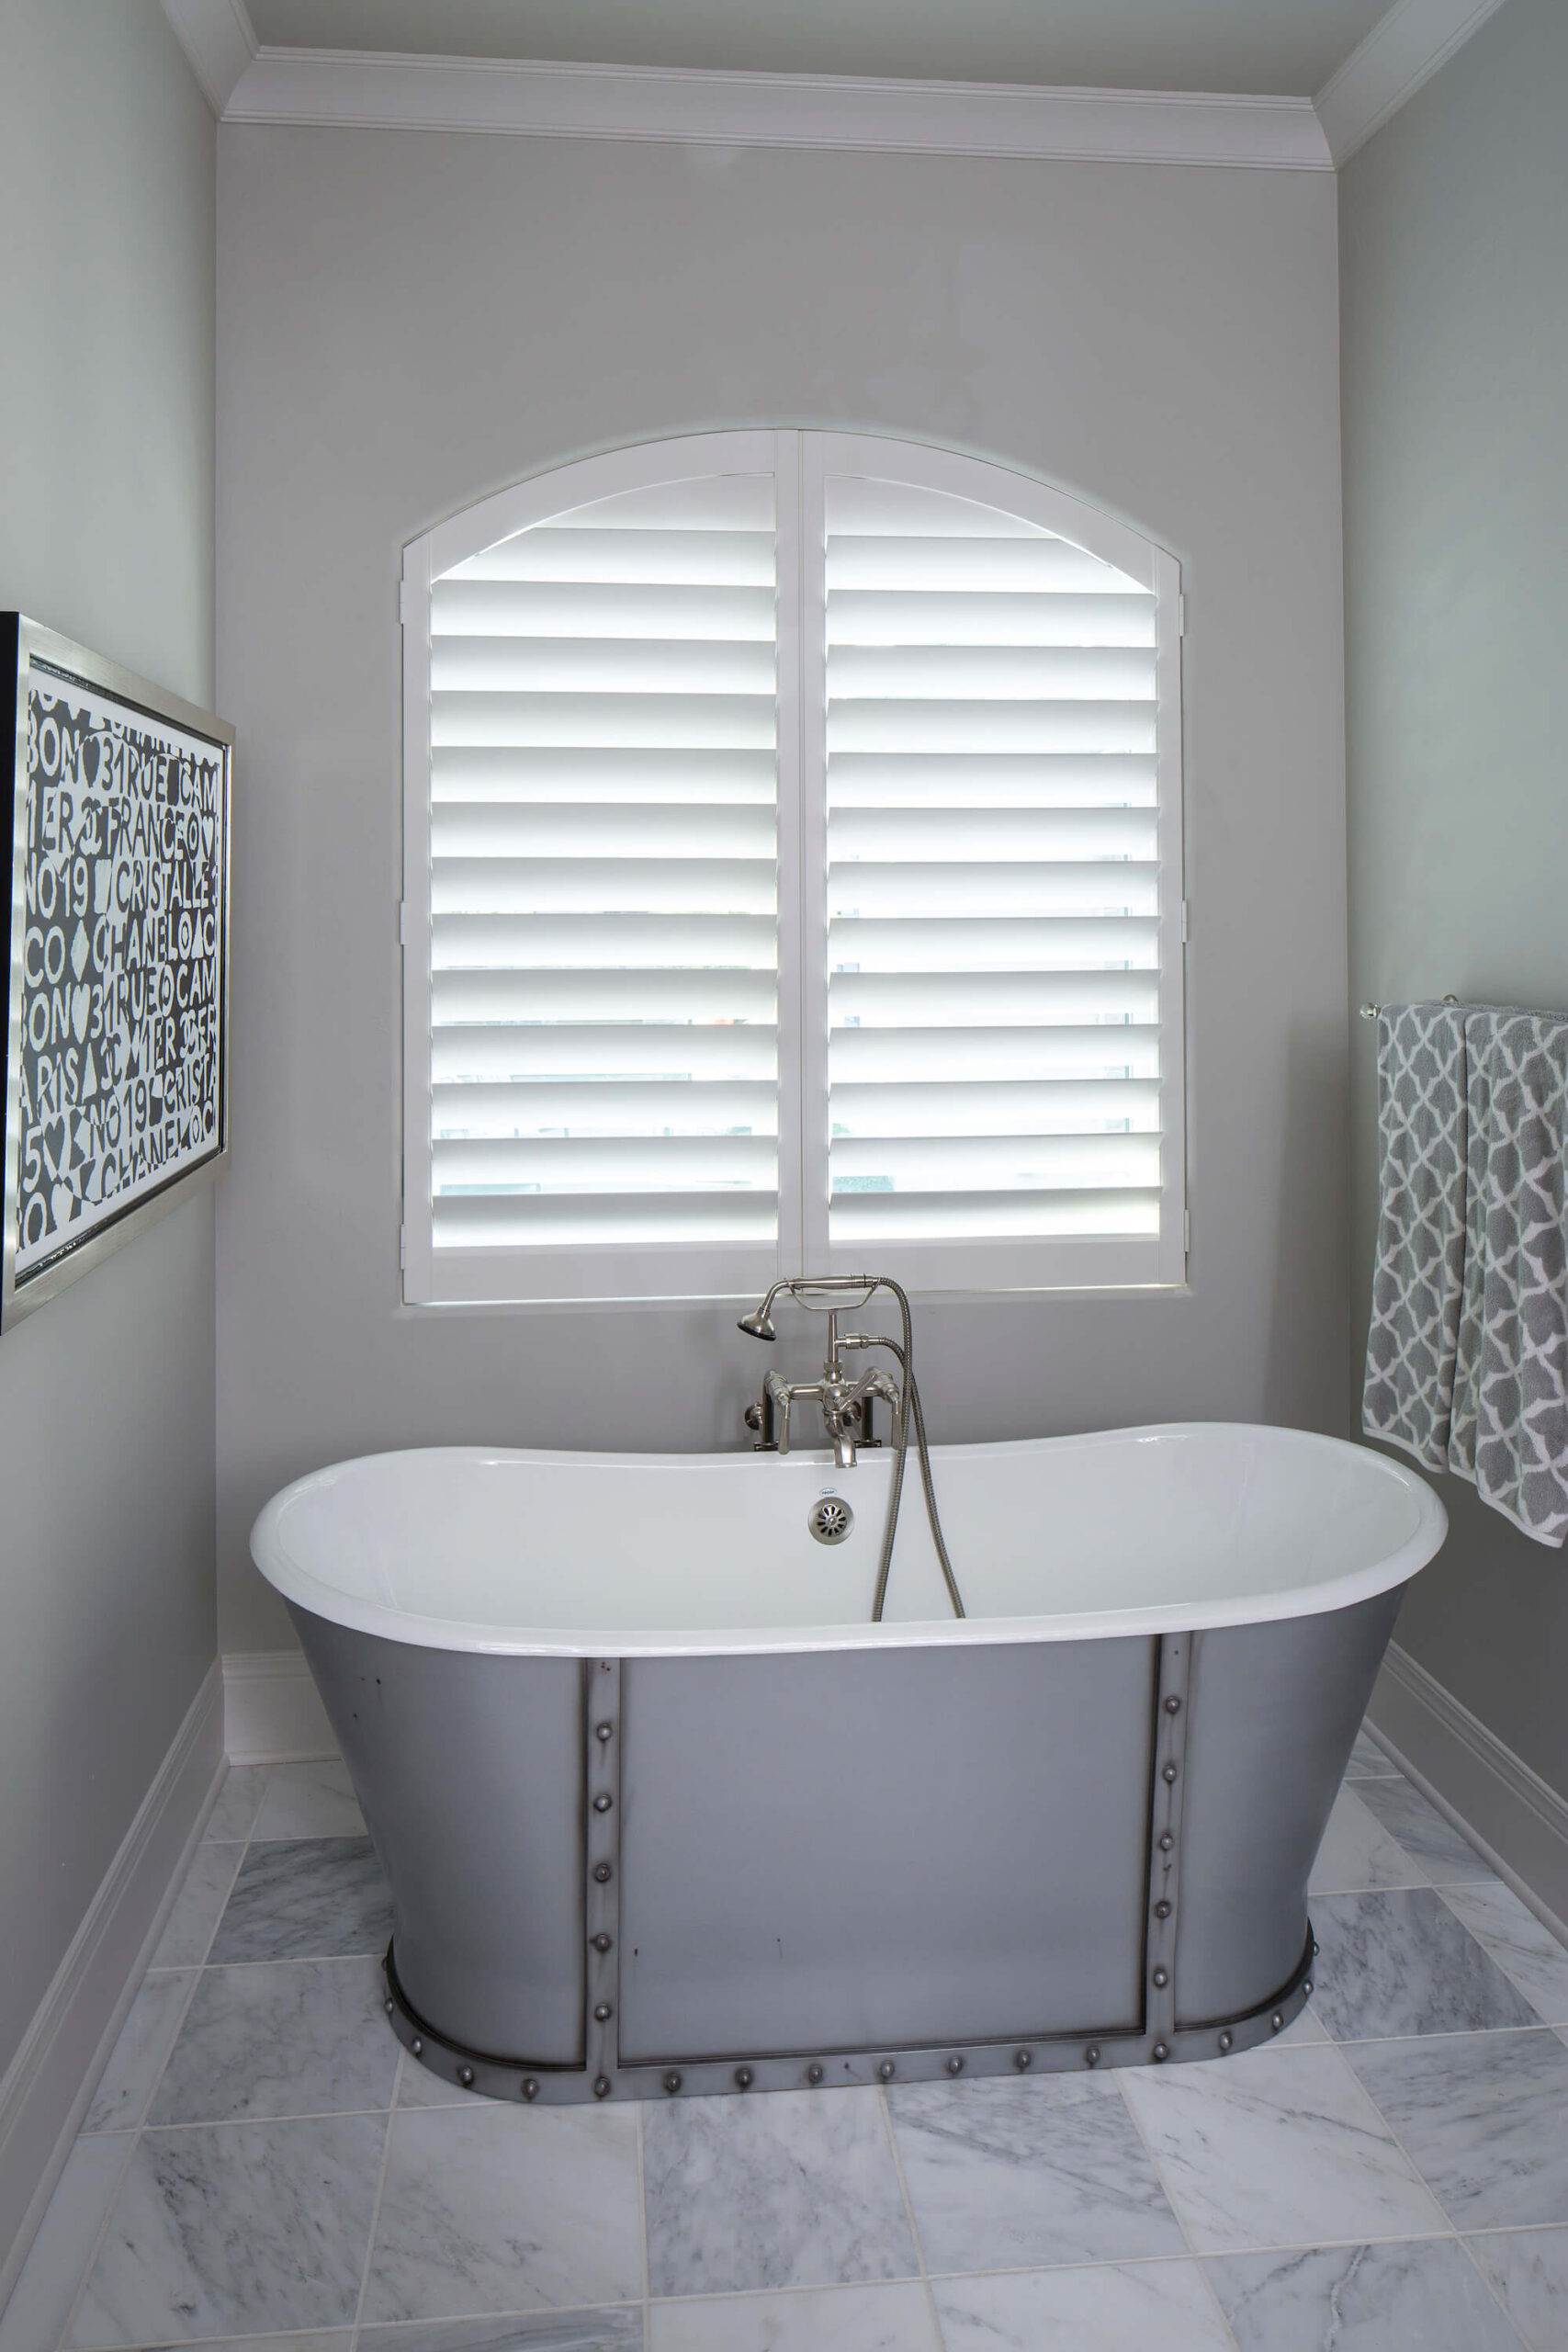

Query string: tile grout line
[1452,2232,1537,2351]
[348,2086,398,2347]
[1111,2064,1243,2350]
[636,2096,650,2352]
[875,2083,944,2346]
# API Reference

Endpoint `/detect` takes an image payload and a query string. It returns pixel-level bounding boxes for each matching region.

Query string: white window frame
[401,429,1185,1306]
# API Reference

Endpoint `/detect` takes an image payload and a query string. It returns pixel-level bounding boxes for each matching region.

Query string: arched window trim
[401,428,1185,1306]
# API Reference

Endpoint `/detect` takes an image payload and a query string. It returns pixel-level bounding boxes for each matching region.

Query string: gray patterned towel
[1447,1010,1568,1546]
[1362,1003,1471,1468]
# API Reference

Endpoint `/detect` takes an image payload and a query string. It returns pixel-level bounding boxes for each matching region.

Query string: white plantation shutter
[404,431,1183,1304]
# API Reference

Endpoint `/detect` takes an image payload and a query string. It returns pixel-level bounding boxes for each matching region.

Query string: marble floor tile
[207,1838,391,1964]
[1465,2225,1568,2352]
[1310,1888,1540,2040]
[1345,1731,1399,1779]
[1353,1777,1495,1883]
[150,1958,398,2124]
[1207,2239,1522,2351]
[1120,2042,1447,2254]
[363,2104,643,2323]
[648,2282,939,2351]
[147,1844,243,1970]
[1348,2029,1568,2229]
[396,2048,501,2109]
[1273,2005,1330,2046]
[68,2112,386,2346]
[643,2088,915,2300]
[1309,1788,1426,1894]
[360,2318,643,2351]
[0,2135,132,2352]
[251,1761,366,1843]
[888,2074,1184,2274]
[1439,1881,1568,2024]
[933,2261,1235,2352]
[107,2340,351,2351]
[203,1765,270,1843]
[84,1972,196,2132]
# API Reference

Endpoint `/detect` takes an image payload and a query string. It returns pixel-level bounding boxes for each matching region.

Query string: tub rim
[249,1420,1447,1661]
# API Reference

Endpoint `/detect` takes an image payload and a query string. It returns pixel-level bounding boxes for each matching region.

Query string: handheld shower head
[736,1306,777,1340]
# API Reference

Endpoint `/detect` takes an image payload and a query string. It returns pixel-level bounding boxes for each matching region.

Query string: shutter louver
[423,467,784,1277]
[818,473,1168,1260]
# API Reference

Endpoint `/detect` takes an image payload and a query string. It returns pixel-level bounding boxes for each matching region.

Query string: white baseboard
[222,1648,338,1765]
[1367,1640,1568,1945]
[0,1660,224,2308]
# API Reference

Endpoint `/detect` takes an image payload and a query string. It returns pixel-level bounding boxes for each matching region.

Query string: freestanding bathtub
[252,1422,1445,2105]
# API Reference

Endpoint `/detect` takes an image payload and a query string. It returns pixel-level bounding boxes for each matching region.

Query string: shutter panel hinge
[399,579,411,626]
[1184,1210,1191,1254]
[1177,594,1187,636]
[399,1223,407,1271]
[1179,899,1190,944]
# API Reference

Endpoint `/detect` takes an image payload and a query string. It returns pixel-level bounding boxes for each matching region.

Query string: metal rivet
[593,2075,612,2098]
[595,1723,614,1741]
[1271,2012,1284,2032]
[1313,1939,1320,1957]
[592,1862,613,1883]
[1152,1965,1169,1988]
[1152,2041,1169,2062]
[1164,1695,1182,1714]
[946,2054,964,2075]
[592,1932,613,1953]
[458,2065,475,2087]
[663,2071,682,2094]
[1218,2031,1233,2052]
[384,1998,395,2015]
[735,2066,753,2089]
[594,2002,613,2022]
[592,1792,613,1813]
[878,2060,896,2081]
[1014,2049,1032,2072]
[1157,1831,1175,1852]
[411,2038,423,2057]
[1085,2044,1100,2067]
[522,2076,539,2100]
[807,2064,824,2086]
[1162,1763,1178,1784]
[1154,1899,1171,1920]
[1303,1979,1314,1996]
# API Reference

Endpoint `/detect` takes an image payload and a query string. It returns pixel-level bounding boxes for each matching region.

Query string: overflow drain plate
[808,1498,854,1545]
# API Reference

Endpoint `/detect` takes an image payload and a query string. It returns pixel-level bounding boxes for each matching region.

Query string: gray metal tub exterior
[253,1423,1444,2104]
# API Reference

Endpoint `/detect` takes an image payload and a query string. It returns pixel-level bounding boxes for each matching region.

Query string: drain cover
[808,1497,854,1544]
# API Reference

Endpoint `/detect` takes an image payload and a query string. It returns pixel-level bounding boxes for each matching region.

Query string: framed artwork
[1,616,231,1329]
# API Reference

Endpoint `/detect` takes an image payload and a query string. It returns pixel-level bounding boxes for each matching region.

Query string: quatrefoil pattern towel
[1362,1003,1471,1469]
[1447,1010,1568,1546]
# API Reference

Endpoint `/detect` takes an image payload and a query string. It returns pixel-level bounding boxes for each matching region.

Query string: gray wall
[217,126,1348,1652]
[1342,0,1568,1793]
[0,3,218,2075]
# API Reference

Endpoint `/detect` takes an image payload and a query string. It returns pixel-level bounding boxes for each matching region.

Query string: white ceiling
[243,0,1393,99]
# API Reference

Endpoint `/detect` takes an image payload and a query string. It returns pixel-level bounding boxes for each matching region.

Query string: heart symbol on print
[71,984,90,1041]
[51,1182,76,1230]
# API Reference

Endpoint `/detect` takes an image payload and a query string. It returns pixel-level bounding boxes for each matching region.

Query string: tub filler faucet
[737,1274,966,1622]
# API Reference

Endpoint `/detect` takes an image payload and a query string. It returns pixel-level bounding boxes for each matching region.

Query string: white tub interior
[251,1421,1446,1657]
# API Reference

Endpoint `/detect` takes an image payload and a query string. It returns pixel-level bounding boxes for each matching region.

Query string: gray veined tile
[397,2046,502,2108]
[0,2135,133,2352]
[1465,2225,1568,2352]
[1353,1776,1496,1883]
[1310,1787,1427,1894]
[362,2103,643,2323]
[1310,1888,1540,2040]
[84,1971,197,2132]
[1439,1880,1568,2024]
[66,2111,387,2346]
[887,2073,1184,2274]
[648,2282,940,2352]
[643,2086,916,2299]
[110,2340,352,2351]
[361,2317,644,2352]
[1120,2041,1446,2255]
[252,1760,366,1842]
[1346,1730,1400,1779]
[203,1763,270,1842]
[933,2261,1235,2351]
[1348,2028,1568,2230]
[149,1958,398,2123]
[147,1842,243,1969]
[207,1836,391,1964]
[1206,2240,1523,2352]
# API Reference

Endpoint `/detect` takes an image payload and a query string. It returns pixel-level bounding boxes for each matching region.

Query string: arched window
[401,431,1184,1304]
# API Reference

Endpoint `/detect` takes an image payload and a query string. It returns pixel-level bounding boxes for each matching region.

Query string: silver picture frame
[1,615,232,1330]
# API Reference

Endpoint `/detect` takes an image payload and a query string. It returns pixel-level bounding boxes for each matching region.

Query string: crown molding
[1315,0,1512,164]
[221,48,1334,170]
[162,0,259,115]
